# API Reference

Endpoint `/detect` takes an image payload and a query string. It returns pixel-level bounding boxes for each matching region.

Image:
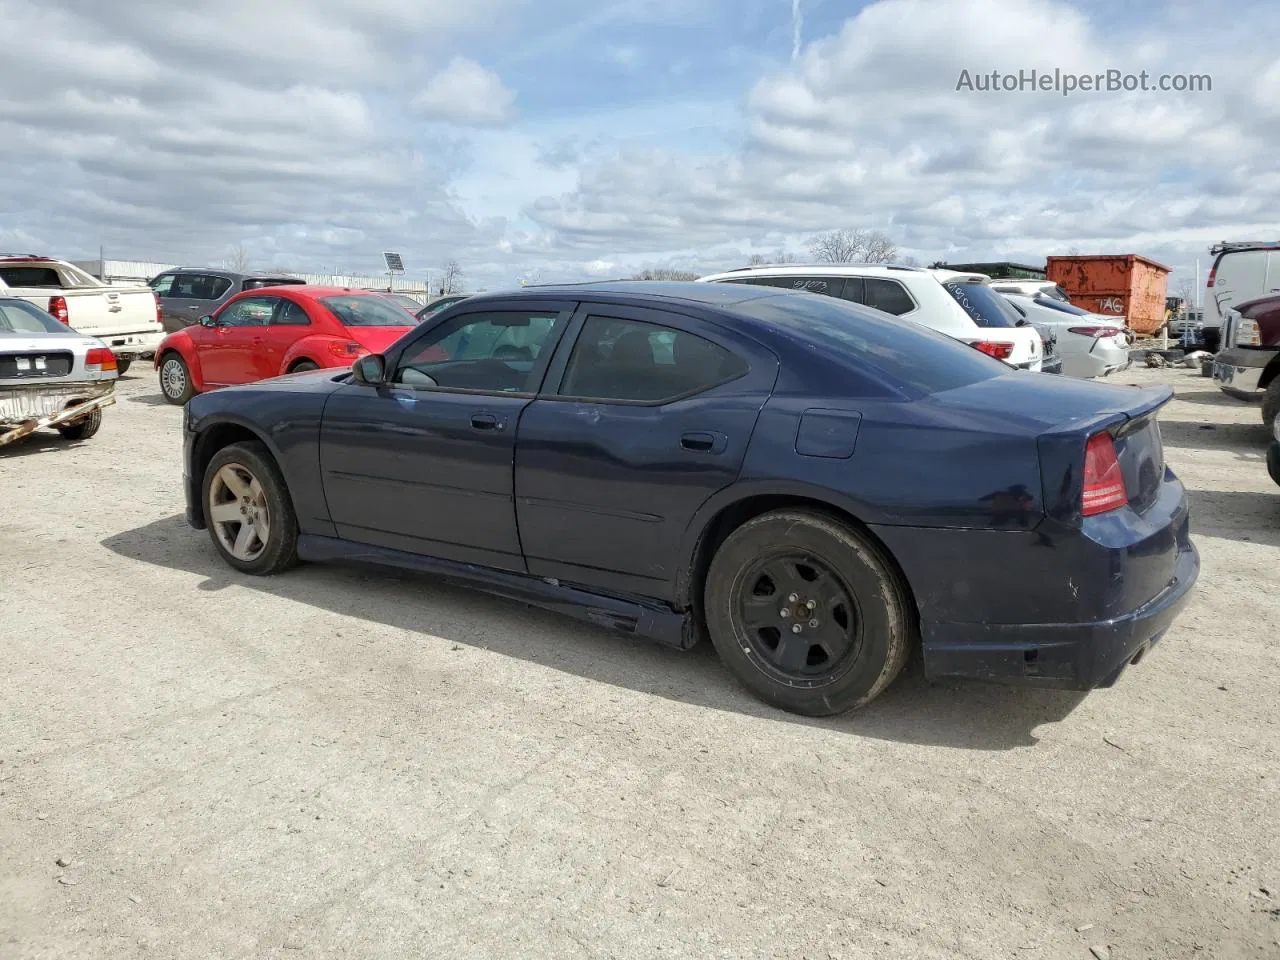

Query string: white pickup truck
[0,256,164,374]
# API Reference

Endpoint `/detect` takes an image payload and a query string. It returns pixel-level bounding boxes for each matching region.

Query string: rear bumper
[1213,347,1274,398]
[1039,356,1064,375]
[0,382,116,447]
[102,330,164,360]
[922,542,1199,689]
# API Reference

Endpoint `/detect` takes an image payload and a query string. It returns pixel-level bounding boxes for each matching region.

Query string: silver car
[1001,293,1131,379]
[0,297,118,447]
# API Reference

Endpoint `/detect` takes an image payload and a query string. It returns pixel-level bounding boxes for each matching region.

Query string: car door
[514,304,778,601]
[148,273,182,332]
[168,273,233,331]
[257,297,311,379]
[317,301,576,572]
[200,295,278,385]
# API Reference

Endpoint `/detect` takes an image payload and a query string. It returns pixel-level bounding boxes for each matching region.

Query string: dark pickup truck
[1214,294,1280,429]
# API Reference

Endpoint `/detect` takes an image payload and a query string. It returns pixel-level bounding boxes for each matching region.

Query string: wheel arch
[281,335,344,374]
[677,483,920,630]
[157,340,206,393]
[188,417,288,528]
[1259,354,1280,390]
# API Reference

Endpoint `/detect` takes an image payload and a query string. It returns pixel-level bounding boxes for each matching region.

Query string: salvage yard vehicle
[1203,241,1280,349]
[1213,294,1280,428]
[698,264,1046,370]
[180,282,1199,717]
[148,268,306,334]
[416,293,470,320]
[154,285,417,405]
[0,297,117,447]
[1269,416,1280,489]
[0,256,163,375]
[1002,293,1130,379]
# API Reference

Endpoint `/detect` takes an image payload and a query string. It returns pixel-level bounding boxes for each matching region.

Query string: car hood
[342,326,416,353]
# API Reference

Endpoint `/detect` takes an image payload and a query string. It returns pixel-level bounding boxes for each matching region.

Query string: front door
[317,302,575,571]
[256,297,312,379]
[513,305,778,601]
[199,295,279,385]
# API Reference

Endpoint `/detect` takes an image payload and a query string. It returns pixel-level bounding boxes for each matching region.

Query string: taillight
[48,295,69,325]
[328,340,367,360]
[971,340,1014,360]
[1082,431,1128,516]
[1068,326,1121,338]
[1206,259,1218,289]
[154,293,163,327]
[85,347,119,374]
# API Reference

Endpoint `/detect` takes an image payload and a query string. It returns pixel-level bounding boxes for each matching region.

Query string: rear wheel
[57,407,102,441]
[115,358,132,376]
[1262,378,1280,430]
[159,352,195,404]
[202,441,299,575]
[703,509,912,716]
[290,360,319,373]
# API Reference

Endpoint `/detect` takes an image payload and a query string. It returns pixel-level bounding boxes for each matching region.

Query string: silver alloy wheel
[161,357,187,399]
[208,463,271,562]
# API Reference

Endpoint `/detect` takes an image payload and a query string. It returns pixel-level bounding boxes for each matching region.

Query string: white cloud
[411,58,517,128]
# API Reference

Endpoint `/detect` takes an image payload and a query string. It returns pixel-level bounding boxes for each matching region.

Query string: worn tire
[56,407,102,441]
[201,441,299,576]
[703,509,912,716]
[115,358,132,376]
[1262,378,1280,430]
[290,360,319,373]
[159,352,195,405]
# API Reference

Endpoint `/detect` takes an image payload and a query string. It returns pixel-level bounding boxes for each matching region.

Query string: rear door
[513,304,778,601]
[168,273,234,330]
[257,297,311,379]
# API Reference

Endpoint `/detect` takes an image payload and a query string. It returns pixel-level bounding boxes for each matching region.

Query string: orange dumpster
[1045,254,1172,335]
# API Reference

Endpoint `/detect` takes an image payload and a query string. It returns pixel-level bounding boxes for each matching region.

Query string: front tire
[1262,378,1280,430]
[201,441,299,575]
[290,360,319,373]
[159,352,195,405]
[57,407,102,441]
[703,509,912,716]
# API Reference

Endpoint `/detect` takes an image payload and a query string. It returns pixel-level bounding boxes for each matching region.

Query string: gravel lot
[2,364,1277,960]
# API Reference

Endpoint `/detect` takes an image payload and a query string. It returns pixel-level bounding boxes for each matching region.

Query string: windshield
[943,280,1023,328]
[0,298,77,334]
[320,295,416,327]
[739,291,1009,396]
[1032,295,1091,317]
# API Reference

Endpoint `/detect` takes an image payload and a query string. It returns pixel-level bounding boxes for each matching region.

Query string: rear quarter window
[943,281,1021,328]
[739,293,1009,396]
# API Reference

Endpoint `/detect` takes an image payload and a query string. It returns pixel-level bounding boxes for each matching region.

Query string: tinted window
[273,300,310,326]
[737,293,1008,396]
[148,274,176,297]
[1031,296,1090,317]
[864,278,916,315]
[0,299,73,334]
[243,276,305,290]
[321,295,417,327]
[560,316,747,403]
[942,281,1021,328]
[838,277,865,304]
[0,266,62,288]
[174,274,232,300]
[218,296,277,327]
[396,311,562,393]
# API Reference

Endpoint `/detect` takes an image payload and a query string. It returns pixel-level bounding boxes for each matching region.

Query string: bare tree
[441,259,464,294]
[747,249,796,267]
[808,229,897,264]
[224,243,251,273]
[632,268,700,281]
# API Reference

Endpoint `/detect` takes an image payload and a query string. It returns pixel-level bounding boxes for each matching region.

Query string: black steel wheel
[703,509,912,716]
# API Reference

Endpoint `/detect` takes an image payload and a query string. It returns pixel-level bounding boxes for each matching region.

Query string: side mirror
[352,354,386,385]
[197,315,216,327]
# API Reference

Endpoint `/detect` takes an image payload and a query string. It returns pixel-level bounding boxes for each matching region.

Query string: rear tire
[201,441,299,576]
[703,509,912,716]
[1262,379,1280,430]
[290,360,319,373]
[159,352,195,405]
[57,407,102,441]
[115,359,132,376]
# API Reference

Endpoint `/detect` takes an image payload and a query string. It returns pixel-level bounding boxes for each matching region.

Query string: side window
[272,300,311,326]
[149,274,176,297]
[217,296,278,327]
[785,276,845,297]
[394,311,563,393]
[559,316,747,404]
[207,276,234,300]
[838,277,865,304]
[864,278,916,315]
[173,274,228,300]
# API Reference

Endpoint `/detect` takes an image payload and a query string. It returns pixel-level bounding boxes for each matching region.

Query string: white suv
[697,264,1044,370]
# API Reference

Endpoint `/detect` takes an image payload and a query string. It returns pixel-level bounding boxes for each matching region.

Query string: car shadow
[1172,389,1256,408]
[102,514,1087,752]
[127,393,172,407]
[1187,488,1280,547]
[0,433,83,457]
[1158,419,1271,453]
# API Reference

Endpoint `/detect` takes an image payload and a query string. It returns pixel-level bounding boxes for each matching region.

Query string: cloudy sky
[0,0,1276,293]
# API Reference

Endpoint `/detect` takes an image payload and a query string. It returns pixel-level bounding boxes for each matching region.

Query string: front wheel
[159,353,195,404]
[703,509,912,716]
[202,441,299,575]
[1262,378,1280,430]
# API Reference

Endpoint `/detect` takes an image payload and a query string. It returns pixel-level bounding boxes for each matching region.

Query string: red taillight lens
[48,295,69,324]
[1206,260,1218,289]
[328,340,367,360]
[1068,326,1121,338]
[85,347,118,373]
[1082,431,1128,516]
[971,340,1014,360]
[154,293,163,327]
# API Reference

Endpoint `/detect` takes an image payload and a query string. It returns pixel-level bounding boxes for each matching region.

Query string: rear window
[0,298,75,334]
[243,277,305,290]
[1032,296,1090,317]
[0,266,63,288]
[943,281,1021,328]
[738,292,1009,396]
[321,295,417,327]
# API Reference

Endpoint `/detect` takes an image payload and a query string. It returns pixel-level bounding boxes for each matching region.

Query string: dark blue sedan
[181,282,1199,716]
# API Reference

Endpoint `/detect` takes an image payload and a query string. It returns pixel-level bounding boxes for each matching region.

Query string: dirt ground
[1,364,1277,960]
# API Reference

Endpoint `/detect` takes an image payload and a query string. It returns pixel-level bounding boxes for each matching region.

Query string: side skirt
[296,534,698,651]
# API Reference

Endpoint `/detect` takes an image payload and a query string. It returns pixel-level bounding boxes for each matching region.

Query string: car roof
[464,279,790,309]
[698,263,929,280]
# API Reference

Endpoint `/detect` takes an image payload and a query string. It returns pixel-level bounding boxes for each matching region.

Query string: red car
[154,286,417,404]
